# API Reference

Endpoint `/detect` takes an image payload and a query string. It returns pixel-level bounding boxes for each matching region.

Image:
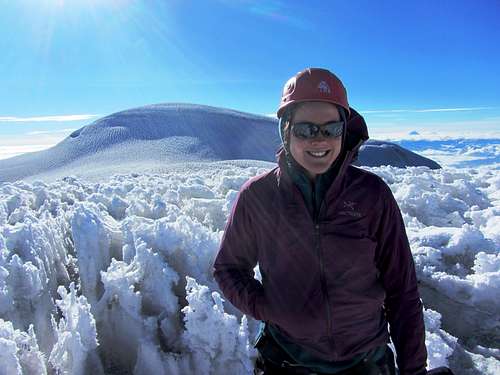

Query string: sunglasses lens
[292,121,343,139]
[293,123,317,139]
[323,122,343,137]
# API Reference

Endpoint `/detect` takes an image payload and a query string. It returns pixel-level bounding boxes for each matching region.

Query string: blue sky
[1,0,499,158]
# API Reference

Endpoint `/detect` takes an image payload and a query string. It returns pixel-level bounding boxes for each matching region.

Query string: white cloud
[0,130,75,160]
[0,114,100,122]
[360,107,495,114]
[369,129,500,142]
[26,128,77,135]
[0,145,53,160]
[367,116,500,140]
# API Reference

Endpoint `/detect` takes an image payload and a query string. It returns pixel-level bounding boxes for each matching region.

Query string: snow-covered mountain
[0,103,440,182]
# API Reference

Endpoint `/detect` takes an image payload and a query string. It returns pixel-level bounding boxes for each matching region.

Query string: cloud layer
[360,107,495,114]
[0,114,99,122]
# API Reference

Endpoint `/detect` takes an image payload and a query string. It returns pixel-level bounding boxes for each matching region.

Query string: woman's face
[289,102,343,180]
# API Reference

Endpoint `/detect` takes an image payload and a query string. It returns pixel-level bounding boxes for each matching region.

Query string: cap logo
[318,81,331,94]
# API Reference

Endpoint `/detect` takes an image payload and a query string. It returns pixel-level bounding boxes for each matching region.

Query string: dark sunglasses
[292,121,344,140]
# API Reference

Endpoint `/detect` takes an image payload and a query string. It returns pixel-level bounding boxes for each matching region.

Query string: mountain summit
[0,103,440,182]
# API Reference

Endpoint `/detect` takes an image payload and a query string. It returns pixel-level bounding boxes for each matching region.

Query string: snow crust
[0,162,498,374]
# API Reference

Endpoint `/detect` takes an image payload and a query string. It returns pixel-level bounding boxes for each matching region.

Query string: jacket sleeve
[213,186,266,321]
[376,183,427,375]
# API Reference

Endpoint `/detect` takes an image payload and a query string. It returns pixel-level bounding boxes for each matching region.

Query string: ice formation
[0,161,498,374]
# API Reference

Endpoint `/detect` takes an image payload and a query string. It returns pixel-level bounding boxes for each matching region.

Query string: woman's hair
[278,105,295,151]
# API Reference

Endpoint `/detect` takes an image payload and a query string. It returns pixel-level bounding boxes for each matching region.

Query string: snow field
[0,163,498,374]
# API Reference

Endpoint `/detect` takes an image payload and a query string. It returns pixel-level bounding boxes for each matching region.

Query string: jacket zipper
[314,217,334,350]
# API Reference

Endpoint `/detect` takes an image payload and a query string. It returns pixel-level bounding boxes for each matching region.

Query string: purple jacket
[213,110,427,375]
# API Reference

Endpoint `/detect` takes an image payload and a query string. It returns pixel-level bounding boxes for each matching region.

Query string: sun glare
[41,0,130,11]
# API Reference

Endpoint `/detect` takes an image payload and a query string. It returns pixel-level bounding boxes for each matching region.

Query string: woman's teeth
[307,151,329,158]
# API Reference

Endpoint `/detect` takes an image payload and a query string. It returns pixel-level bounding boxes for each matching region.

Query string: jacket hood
[344,107,369,153]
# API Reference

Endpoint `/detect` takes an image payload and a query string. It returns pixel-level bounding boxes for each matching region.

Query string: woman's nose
[310,134,328,144]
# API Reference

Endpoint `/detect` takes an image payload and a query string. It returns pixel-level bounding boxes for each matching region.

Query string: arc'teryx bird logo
[343,201,357,211]
[339,200,362,218]
[318,81,331,94]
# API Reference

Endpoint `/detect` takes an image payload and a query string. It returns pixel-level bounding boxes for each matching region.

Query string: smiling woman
[288,102,343,179]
